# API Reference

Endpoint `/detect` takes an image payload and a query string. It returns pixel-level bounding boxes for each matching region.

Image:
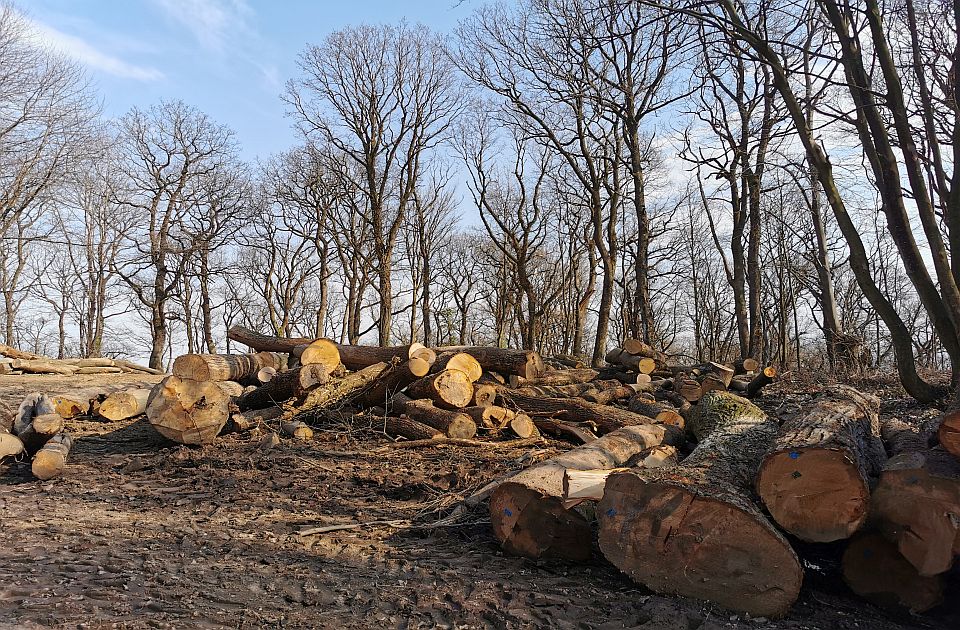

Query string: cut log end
[489,479,592,562]
[842,533,944,613]
[598,473,802,618]
[938,409,960,458]
[757,447,870,543]
[146,376,231,445]
[31,433,73,480]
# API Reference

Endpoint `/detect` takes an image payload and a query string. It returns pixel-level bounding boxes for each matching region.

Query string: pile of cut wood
[3,327,958,620]
[0,344,161,376]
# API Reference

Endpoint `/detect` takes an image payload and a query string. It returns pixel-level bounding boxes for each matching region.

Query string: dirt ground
[0,373,957,629]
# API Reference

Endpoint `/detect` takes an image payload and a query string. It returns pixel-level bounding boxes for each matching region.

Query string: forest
[1,0,958,403]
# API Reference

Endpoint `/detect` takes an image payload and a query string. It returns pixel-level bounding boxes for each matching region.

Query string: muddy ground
[0,373,957,629]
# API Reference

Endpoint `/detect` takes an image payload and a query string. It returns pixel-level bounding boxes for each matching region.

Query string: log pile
[0,345,160,376]
[6,328,959,619]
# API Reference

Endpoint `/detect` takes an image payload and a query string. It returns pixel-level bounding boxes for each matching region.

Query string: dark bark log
[355,358,431,408]
[501,392,657,435]
[757,385,884,542]
[597,392,802,618]
[297,362,390,412]
[388,393,476,439]
[842,532,944,613]
[490,423,680,561]
[227,406,283,433]
[435,345,544,379]
[236,364,331,411]
[514,368,599,387]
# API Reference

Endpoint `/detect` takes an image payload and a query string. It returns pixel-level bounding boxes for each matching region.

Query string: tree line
[1,0,956,400]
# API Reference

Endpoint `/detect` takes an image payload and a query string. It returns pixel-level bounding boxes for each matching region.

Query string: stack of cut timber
[0,344,161,375]
[4,393,72,479]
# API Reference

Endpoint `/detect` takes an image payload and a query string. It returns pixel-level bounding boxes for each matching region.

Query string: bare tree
[286,22,461,345]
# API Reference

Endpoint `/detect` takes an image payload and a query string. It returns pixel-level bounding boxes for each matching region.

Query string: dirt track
[0,374,957,629]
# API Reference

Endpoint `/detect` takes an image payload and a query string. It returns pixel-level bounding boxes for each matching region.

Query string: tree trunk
[434,345,544,379]
[501,392,657,435]
[597,391,802,618]
[757,385,884,542]
[97,388,152,422]
[172,352,283,382]
[387,393,476,439]
[32,432,73,480]
[513,368,599,387]
[489,424,681,561]
[236,365,331,411]
[146,375,231,445]
[871,417,960,576]
[842,532,944,613]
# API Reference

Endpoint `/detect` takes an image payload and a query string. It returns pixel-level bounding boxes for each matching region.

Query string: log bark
[97,388,152,422]
[582,384,646,406]
[388,393,476,439]
[374,414,443,441]
[435,345,545,379]
[405,369,473,409]
[621,339,668,362]
[597,391,802,618]
[73,366,123,374]
[842,532,944,613]
[226,325,312,353]
[489,423,681,561]
[297,362,390,412]
[10,359,76,375]
[871,418,960,576]
[31,432,73,480]
[512,380,622,399]
[227,406,283,432]
[627,394,685,429]
[236,365,330,411]
[513,368,599,387]
[355,358,431,408]
[172,352,282,382]
[0,344,47,360]
[462,405,512,430]
[146,376,231,445]
[281,420,314,440]
[327,343,434,371]
[501,392,656,435]
[731,366,776,397]
[431,351,482,382]
[757,385,884,542]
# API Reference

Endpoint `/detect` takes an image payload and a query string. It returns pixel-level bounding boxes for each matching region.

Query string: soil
[0,373,957,629]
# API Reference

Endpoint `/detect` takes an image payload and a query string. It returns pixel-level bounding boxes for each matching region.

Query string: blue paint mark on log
[504,508,512,517]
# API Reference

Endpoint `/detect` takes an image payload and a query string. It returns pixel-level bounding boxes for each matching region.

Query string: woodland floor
[0,373,957,629]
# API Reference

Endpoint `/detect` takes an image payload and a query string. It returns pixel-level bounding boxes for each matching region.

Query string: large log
[597,391,802,618]
[435,345,544,379]
[226,325,312,353]
[489,423,681,561]
[32,433,73,480]
[514,368,599,387]
[11,359,76,375]
[842,532,944,613]
[871,418,960,576]
[97,388,152,422]
[236,364,330,411]
[365,412,444,441]
[405,369,473,409]
[14,394,64,454]
[291,339,341,373]
[938,407,960,459]
[500,392,655,435]
[431,351,482,382]
[563,445,678,501]
[756,385,884,542]
[146,376,231,445]
[0,343,47,360]
[172,352,282,382]
[388,393,476,439]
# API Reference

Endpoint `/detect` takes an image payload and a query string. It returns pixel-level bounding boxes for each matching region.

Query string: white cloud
[151,0,253,52]
[29,19,164,81]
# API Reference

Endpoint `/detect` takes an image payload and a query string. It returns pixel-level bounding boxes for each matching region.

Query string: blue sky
[22,0,477,162]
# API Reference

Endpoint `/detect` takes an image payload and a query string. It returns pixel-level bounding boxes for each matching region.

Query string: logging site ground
[0,373,956,630]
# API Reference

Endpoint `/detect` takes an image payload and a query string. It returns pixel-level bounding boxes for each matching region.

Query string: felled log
[842,532,944,613]
[14,394,64,454]
[75,366,124,374]
[0,344,47,360]
[734,357,759,375]
[291,339,341,373]
[297,362,390,412]
[938,407,960,459]
[512,380,620,399]
[462,405,512,430]
[563,445,678,501]
[375,414,443,441]
[728,366,777,397]
[388,393,476,439]
[871,418,960,576]
[0,398,24,459]
[435,345,545,379]
[356,358,431,408]
[597,391,802,618]
[756,385,884,542]
[10,359,76,375]
[532,418,597,444]
[281,420,313,440]
[405,369,473,409]
[172,352,282,382]
[627,394,685,429]
[226,325,312,353]
[431,351,482,382]
[489,423,681,561]
[227,405,283,433]
[146,376,231,445]
[331,342,434,371]
[236,364,331,411]
[31,433,73,480]
[514,368,599,387]
[502,392,656,435]
[621,338,668,362]
[97,388,152,422]
[582,383,648,406]
[114,359,166,375]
